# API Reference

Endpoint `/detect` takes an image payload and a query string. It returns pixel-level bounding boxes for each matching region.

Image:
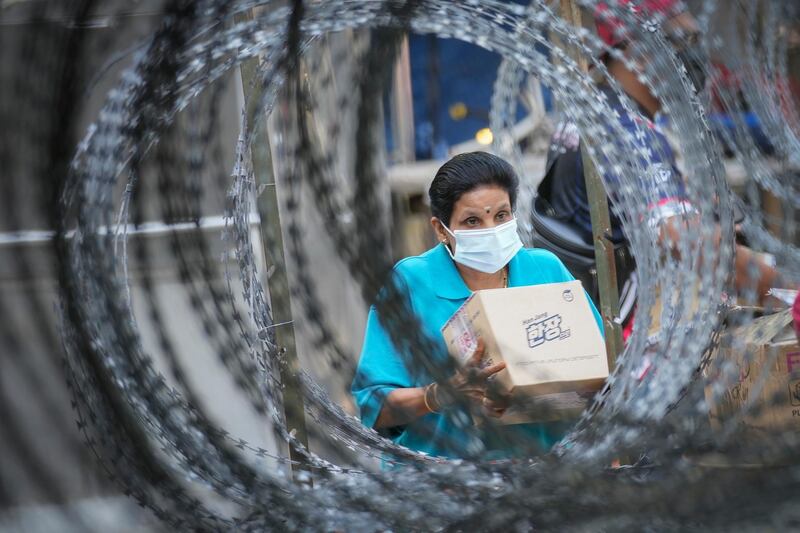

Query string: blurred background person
[536,0,790,343]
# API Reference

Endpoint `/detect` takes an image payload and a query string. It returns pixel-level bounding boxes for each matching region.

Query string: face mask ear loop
[440,222,457,259]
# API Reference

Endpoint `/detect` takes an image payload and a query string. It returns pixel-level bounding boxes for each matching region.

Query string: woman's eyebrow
[460,203,511,217]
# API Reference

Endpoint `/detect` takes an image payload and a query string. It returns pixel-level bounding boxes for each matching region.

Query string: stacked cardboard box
[704,309,800,436]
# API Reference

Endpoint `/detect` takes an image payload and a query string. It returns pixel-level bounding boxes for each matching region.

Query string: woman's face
[431,185,513,250]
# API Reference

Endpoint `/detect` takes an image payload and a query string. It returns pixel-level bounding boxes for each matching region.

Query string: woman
[351,152,603,459]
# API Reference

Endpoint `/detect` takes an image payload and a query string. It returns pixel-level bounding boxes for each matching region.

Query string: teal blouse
[351,244,604,459]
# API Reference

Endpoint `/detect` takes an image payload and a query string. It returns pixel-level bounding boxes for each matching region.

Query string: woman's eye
[497,212,507,220]
[465,217,479,226]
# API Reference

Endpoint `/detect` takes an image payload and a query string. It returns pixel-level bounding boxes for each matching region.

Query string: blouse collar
[429,243,523,300]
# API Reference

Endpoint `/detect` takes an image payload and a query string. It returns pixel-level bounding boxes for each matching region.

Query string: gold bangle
[423,383,440,414]
[432,382,443,410]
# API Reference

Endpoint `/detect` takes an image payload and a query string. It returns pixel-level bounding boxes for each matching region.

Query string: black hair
[428,151,519,226]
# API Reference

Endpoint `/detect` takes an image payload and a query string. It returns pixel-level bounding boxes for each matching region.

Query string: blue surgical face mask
[442,218,523,274]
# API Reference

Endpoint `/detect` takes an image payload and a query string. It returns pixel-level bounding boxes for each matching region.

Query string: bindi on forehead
[459,201,511,215]
[453,186,511,219]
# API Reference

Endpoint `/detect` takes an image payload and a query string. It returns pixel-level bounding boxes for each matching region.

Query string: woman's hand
[435,339,507,413]
[481,381,512,418]
[373,339,508,430]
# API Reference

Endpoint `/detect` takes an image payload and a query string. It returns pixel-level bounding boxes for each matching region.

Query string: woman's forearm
[374,387,431,429]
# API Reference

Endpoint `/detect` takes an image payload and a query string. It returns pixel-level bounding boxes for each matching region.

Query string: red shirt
[793,292,800,342]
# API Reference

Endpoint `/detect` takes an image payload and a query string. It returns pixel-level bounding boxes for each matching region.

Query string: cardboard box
[440,280,608,424]
[704,309,800,437]
[646,281,703,342]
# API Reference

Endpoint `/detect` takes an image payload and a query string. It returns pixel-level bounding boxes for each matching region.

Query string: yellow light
[448,102,468,121]
[475,128,493,145]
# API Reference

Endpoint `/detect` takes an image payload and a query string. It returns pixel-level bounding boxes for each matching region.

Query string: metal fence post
[236,9,311,484]
[559,0,624,367]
